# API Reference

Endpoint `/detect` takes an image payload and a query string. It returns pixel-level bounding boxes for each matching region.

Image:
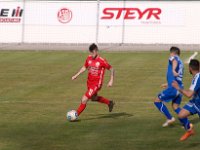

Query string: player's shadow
[84,112,133,121]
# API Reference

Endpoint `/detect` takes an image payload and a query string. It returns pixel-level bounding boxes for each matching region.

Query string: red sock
[97,96,110,105]
[77,103,86,116]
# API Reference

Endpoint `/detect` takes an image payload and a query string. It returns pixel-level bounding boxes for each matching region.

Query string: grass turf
[0,51,200,150]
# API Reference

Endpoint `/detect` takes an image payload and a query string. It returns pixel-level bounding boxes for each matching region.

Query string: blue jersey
[167,55,184,87]
[190,73,200,109]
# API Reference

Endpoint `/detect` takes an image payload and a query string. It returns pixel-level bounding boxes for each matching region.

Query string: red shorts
[85,85,101,99]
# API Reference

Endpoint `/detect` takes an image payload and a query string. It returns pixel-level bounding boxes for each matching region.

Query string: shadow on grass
[69,119,81,123]
[83,112,133,121]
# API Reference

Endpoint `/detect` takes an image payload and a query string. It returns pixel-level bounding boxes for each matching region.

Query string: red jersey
[84,55,112,88]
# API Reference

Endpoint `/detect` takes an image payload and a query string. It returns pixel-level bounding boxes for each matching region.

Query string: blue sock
[174,107,181,114]
[174,108,191,130]
[154,102,172,120]
[179,117,191,130]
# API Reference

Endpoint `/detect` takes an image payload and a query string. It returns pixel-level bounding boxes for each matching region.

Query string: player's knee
[81,95,89,104]
[81,99,87,104]
[178,113,183,119]
[178,112,185,119]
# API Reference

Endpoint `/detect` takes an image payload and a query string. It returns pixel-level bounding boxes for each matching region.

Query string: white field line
[185,52,198,64]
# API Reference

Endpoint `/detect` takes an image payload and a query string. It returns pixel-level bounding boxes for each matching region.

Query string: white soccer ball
[66,110,78,121]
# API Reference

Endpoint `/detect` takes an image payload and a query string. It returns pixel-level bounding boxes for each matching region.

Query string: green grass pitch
[0,51,200,150]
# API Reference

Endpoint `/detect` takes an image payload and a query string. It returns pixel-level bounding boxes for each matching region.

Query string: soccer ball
[66,110,78,121]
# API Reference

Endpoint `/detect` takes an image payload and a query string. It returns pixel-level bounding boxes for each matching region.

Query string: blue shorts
[183,101,200,116]
[158,87,182,104]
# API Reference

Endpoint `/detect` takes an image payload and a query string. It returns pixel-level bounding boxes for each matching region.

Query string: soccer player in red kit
[72,43,115,116]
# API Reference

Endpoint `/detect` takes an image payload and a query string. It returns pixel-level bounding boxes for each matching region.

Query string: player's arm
[172,59,179,77]
[107,67,114,87]
[172,81,195,98]
[102,58,114,87]
[178,89,194,98]
[72,66,86,80]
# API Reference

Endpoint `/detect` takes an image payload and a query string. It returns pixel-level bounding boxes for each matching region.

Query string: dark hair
[170,46,180,56]
[189,59,200,71]
[89,43,98,52]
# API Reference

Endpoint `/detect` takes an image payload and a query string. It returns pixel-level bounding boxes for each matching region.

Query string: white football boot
[162,117,176,127]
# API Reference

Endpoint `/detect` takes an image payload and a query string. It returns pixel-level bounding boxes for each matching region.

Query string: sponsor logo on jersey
[96,62,100,67]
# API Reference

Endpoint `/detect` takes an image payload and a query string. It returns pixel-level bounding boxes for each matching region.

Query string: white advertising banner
[0,1,185,26]
[23,1,185,26]
[2,1,200,44]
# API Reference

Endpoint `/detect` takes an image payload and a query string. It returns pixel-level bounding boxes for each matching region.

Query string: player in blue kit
[172,59,200,141]
[154,47,184,127]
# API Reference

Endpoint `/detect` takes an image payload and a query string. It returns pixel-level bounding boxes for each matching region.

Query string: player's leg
[172,102,189,128]
[172,103,180,113]
[178,108,191,130]
[172,94,182,114]
[91,93,115,112]
[76,87,97,116]
[76,95,89,116]
[154,88,174,119]
[172,94,190,128]
[178,106,195,141]
[154,88,177,127]
[154,97,173,120]
[154,97,175,127]
[92,94,109,105]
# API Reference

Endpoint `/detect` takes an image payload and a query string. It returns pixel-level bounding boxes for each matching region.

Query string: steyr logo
[101,8,161,20]
[57,8,72,24]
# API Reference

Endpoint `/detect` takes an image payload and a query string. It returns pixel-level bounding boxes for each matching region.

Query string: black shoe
[108,101,115,112]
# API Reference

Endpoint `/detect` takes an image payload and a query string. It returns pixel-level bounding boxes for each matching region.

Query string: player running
[172,59,200,141]
[154,47,184,127]
[72,43,115,117]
